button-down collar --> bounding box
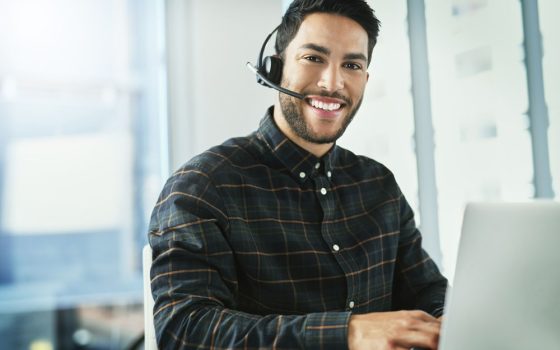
[257,107,337,183]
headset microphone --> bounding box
[245,63,305,100]
[246,26,306,100]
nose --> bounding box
[317,64,344,93]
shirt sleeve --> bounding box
[148,165,352,349]
[391,186,448,317]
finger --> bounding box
[410,318,442,333]
[407,310,439,323]
[391,322,441,349]
[391,335,439,350]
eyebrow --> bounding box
[299,43,368,62]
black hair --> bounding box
[275,0,381,66]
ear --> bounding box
[366,72,370,82]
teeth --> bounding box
[310,99,341,111]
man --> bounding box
[149,0,447,349]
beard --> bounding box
[279,85,364,145]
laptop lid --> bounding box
[439,201,560,350]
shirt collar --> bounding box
[257,106,338,184]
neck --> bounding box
[273,102,333,158]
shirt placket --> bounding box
[313,161,356,312]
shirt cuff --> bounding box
[431,305,445,318]
[303,311,352,350]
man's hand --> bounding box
[348,310,441,350]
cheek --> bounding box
[286,66,319,88]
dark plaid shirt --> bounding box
[148,107,447,349]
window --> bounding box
[539,0,560,197]
[425,0,535,279]
[0,0,167,348]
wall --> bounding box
[165,0,282,171]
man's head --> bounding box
[275,0,380,66]
[272,0,380,154]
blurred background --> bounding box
[0,0,557,349]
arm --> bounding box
[391,192,448,317]
[148,166,351,349]
[346,181,447,350]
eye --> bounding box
[303,55,323,63]
[343,62,363,71]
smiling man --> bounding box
[148,0,448,349]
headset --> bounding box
[246,26,306,100]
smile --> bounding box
[306,96,346,112]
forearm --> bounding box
[149,229,351,349]
[153,301,351,349]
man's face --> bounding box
[278,12,369,145]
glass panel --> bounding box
[425,0,533,279]
[339,0,420,218]
[539,0,560,198]
[0,0,166,348]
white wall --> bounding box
[165,0,282,171]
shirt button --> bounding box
[327,171,332,178]
[332,244,340,252]
[349,301,355,309]
[320,188,327,195]
[315,162,321,169]
[299,172,306,179]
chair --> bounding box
[143,244,158,350]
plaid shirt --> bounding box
[148,107,447,349]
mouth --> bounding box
[304,96,347,115]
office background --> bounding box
[0,0,558,348]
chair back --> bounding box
[143,244,158,350]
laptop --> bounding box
[439,201,560,350]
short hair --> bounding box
[275,0,381,66]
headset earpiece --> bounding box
[246,26,305,100]
[259,56,283,86]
